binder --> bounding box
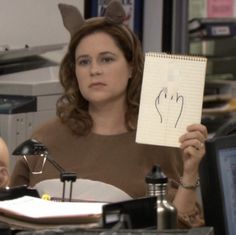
[189,17,236,38]
[0,196,105,225]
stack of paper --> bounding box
[0,196,106,224]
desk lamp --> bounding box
[12,139,77,202]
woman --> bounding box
[10,0,207,228]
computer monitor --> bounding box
[200,134,236,235]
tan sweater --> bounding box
[10,118,203,227]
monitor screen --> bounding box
[218,147,236,235]
[200,134,236,235]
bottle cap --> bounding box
[145,165,168,184]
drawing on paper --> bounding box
[155,87,184,128]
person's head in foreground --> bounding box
[0,138,9,187]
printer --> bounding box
[0,65,63,172]
[0,0,84,172]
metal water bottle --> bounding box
[145,165,177,230]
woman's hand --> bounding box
[172,124,207,226]
[179,123,208,179]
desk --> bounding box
[12,227,214,235]
[0,214,98,231]
[0,212,215,235]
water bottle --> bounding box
[145,165,177,230]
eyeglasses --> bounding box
[23,154,47,175]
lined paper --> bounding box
[136,53,207,148]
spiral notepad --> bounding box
[136,53,207,148]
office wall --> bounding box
[142,0,163,53]
[0,0,84,49]
[143,0,189,54]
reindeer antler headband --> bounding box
[58,0,132,40]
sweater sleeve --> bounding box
[167,179,204,228]
[177,203,204,228]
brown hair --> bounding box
[57,19,144,136]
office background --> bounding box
[0,0,236,174]
[0,0,236,168]
[0,1,236,235]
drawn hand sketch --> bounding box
[136,53,207,147]
[155,87,184,128]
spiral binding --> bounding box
[146,52,207,62]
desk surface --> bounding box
[0,215,214,235]
[0,214,98,231]
[11,227,214,235]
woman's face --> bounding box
[75,32,132,107]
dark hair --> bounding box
[57,18,144,136]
